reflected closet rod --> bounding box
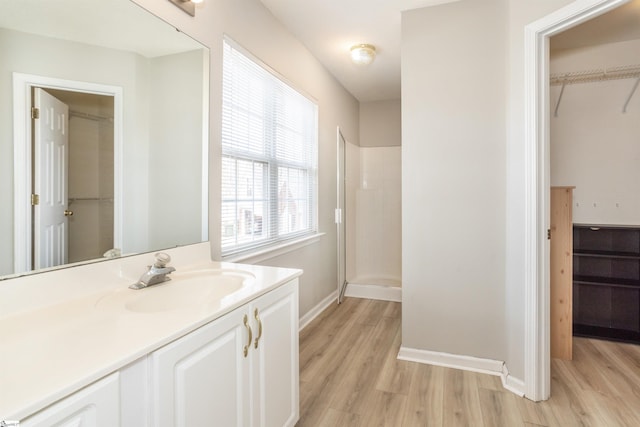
[69,110,113,122]
[551,64,640,115]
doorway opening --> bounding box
[336,126,402,304]
[43,88,115,265]
[524,0,632,401]
[13,73,123,274]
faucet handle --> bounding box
[154,252,171,268]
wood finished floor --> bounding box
[297,297,640,426]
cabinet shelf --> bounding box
[573,274,640,289]
[573,225,640,344]
[574,249,640,259]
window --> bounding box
[221,39,318,256]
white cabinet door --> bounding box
[250,279,299,427]
[150,278,299,427]
[20,373,120,427]
[150,307,251,427]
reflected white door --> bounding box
[337,129,347,303]
[34,88,69,269]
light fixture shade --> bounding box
[350,44,376,65]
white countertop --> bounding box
[0,243,302,421]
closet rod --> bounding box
[68,197,114,203]
[69,110,113,122]
[550,64,640,86]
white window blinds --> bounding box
[221,39,318,256]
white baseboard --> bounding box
[344,283,402,302]
[299,290,337,331]
[398,346,525,397]
[501,364,526,397]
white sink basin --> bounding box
[95,269,254,314]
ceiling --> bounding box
[261,0,640,103]
[259,0,459,102]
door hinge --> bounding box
[547,229,551,240]
[31,194,39,206]
[31,107,39,119]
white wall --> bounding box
[550,39,640,225]
[354,147,402,283]
[401,0,507,360]
[346,140,360,283]
[360,99,401,147]
[131,0,360,318]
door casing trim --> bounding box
[523,0,630,401]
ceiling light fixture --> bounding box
[169,0,201,17]
[350,44,376,65]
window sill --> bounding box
[222,232,325,265]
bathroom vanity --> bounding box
[0,243,301,426]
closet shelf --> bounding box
[552,65,640,115]
[573,225,640,344]
[550,64,640,85]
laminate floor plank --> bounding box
[328,315,401,415]
[315,408,361,427]
[297,298,640,427]
[359,299,393,326]
[299,298,371,383]
[359,390,408,427]
[375,328,417,396]
[477,388,526,427]
[298,322,376,426]
[442,369,485,427]
[403,362,445,426]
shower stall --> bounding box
[337,128,402,302]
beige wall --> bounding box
[132,0,360,318]
[402,0,508,361]
[360,99,401,147]
[148,50,206,249]
[402,0,578,382]
[550,39,640,225]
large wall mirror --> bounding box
[0,0,209,279]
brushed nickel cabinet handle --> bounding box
[243,314,252,358]
[254,308,263,349]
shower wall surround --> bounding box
[353,146,402,285]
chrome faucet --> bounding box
[129,252,176,290]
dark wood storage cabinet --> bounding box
[573,225,640,343]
